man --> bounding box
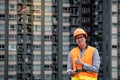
[67,28,100,80]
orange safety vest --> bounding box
[70,46,98,80]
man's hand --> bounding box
[70,70,79,76]
[74,59,84,65]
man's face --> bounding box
[75,34,86,48]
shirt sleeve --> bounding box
[67,52,72,74]
[83,48,100,72]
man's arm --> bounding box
[67,52,72,74]
[67,52,79,76]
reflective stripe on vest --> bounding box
[71,77,79,80]
[72,76,97,80]
[70,46,98,80]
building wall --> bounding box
[111,0,118,80]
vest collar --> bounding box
[78,45,88,51]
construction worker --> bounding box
[67,28,100,80]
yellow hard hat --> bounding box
[73,28,88,38]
